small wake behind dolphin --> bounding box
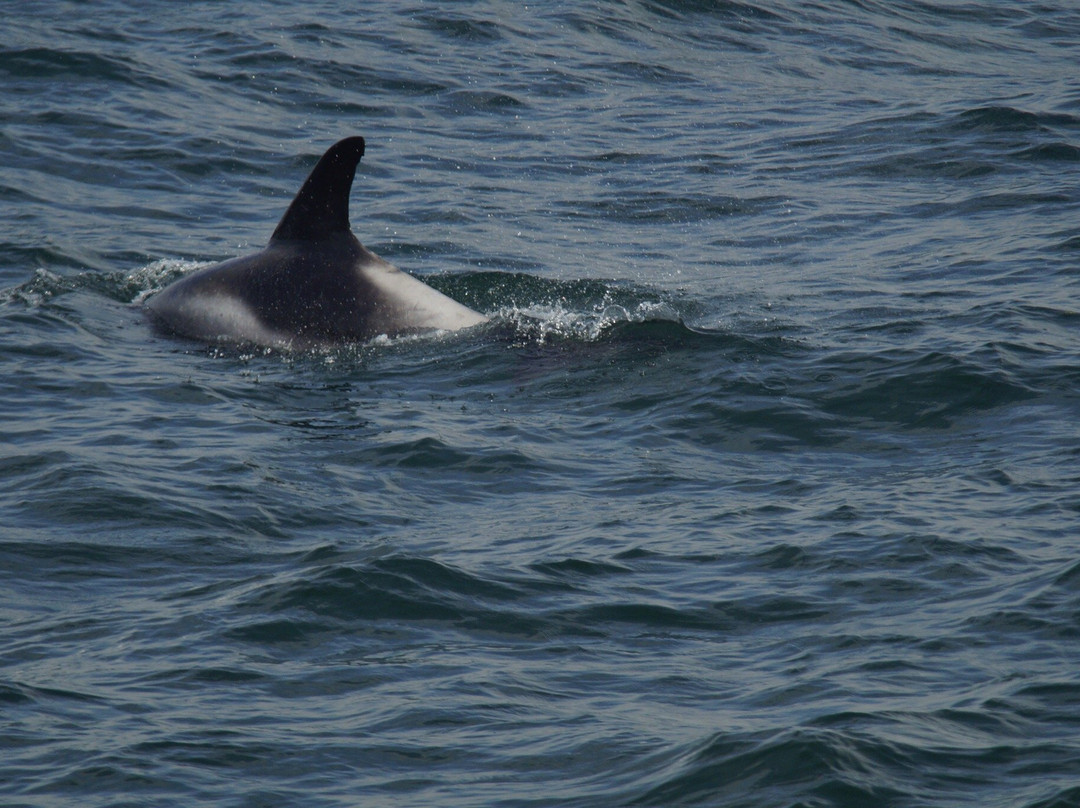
[145,137,489,350]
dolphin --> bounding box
[146,136,488,349]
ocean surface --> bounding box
[3,2,1080,806]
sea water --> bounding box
[2,2,1080,806]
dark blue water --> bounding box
[3,2,1080,806]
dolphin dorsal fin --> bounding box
[270,136,366,242]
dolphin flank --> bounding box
[146,136,488,348]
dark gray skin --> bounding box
[146,136,488,349]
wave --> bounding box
[813,350,1035,428]
[4,263,1061,426]
[224,553,831,656]
[7,263,711,350]
[950,106,1080,135]
[629,701,1080,808]
[631,726,903,807]
[0,46,170,90]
